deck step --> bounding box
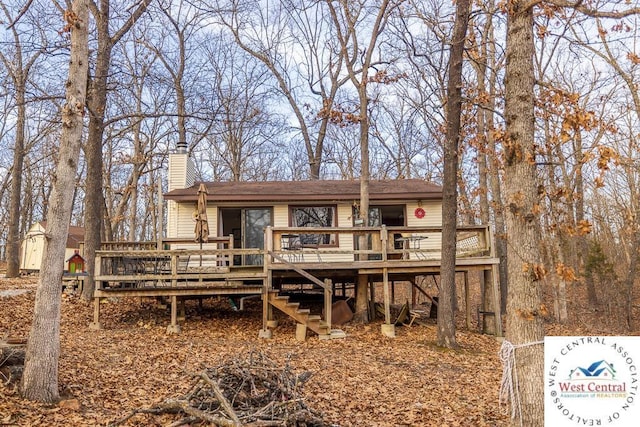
[319,329,347,340]
[266,291,335,337]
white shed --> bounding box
[20,222,85,272]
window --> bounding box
[291,206,337,246]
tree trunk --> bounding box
[82,5,112,300]
[354,84,371,323]
[21,0,89,403]
[81,0,150,299]
[2,12,44,278]
[574,135,597,304]
[481,1,508,313]
[503,3,545,425]
[437,0,470,349]
[5,85,26,278]
[325,0,393,323]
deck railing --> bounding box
[94,225,495,289]
[267,225,494,263]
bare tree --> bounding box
[101,30,167,241]
[0,1,49,277]
[326,0,396,323]
[389,1,456,184]
[467,0,507,320]
[81,0,151,300]
[212,0,351,179]
[21,0,89,402]
[437,0,470,349]
[199,34,289,181]
[369,99,431,179]
[501,1,546,424]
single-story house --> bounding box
[90,151,502,338]
[163,152,443,263]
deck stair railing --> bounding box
[267,250,333,333]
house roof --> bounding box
[39,221,85,249]
[164,179,442,203]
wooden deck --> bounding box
[90,226,502,338]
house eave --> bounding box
[164,179,443,204]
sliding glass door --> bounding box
[243,208,272,266]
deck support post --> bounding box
[411,279,417,306]
[178,299,186,322]
[381,267,395,338]
[295,323,307,342]
[391,281,395,304]
[166,295,181,334]
[490,265,503,336]
[368,280,375,319]
[89,297,102,330]
[324,278,332,333]
[260,279,273,338]
[464,271,471,330]
[260,227,274,339]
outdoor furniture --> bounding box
[405,309,426,327]
[281,234,302,262]
[395,234,428,259]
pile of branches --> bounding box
[112,351,327,427]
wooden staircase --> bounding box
[267,291,345,339]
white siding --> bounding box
[167,200,178,238]
[168,153,195,191]
[169,202,218,239]
[336,204,353,227]
[185,156,195,187]
[273,204,289,227]
[406,200,442,227]
[20,223,46,270]
[336,203,354,252]
[405,200,442,257]
[167,153,196,239]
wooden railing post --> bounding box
[264,227,273,285]
[261,227,274,337]
[486,225,495,257]
[380,226,388,262]
[171,252,178,288]
[94,254,102,288]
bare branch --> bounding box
[6,0,34,29]
[545,0,640,18]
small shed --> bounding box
[20,222,85,272]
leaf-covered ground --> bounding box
[4,274,620,426]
